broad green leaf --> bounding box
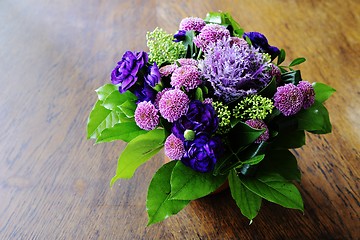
[96,122,146,143]
[118,100,137,118]
[258,76,276,98]
[281,70,302,85]
[240,173,304,211]
[87,100,120,139]
[204,12,223,24]
[270,130,305,149]
[227,122,265,150]
[95,84,118,101]
[102,90,137,110]
[312,82,336,103]
[289,57,306,67]
[170,161,228,200]
[147,161,190,226]
[277,49,286,65]
[110,129,165,184]
[257,149,301,181]
[229,170,262,221]
[296,101,332,134]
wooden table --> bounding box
[1,0,359,239]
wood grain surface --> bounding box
[1,0,359,239]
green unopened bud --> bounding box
[184,129,195,141]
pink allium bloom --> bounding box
[271,64,282,84]
[158,89,190,122]
[164,133,185,160]
[274,83,304,116]
[154,88,171,109]
[171,65,202,91]
[230,37,248,48]
[176,58,198,67]
[194,24,231,51]
[134,101,159,130]
[245,119,270,143]
[179,17,206,32]
[159,64,177,77]
[297,81,315,109]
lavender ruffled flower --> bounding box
[134,101,159,130]
[243,32,280,59]
[182,133,222,173]
[245,119,269,143]
[164,134,185,160]
[158,89,190,122]
[171,65,201,91]
[194,24,230,51]
[133,83,157,104]
[172,100,218,141]
[173,30,187,42]
[274,83,304,116]
[111,51,148,93]
[145,63,160,87]
[200,38,273,103]
[297,81,315,109]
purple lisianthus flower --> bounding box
[111,51,148,93]
[133,83,157,104]
[173,30,187,42]
[145,63,160,87]
[274,83,304,116]
[182,133,222,173]
[172,100,218,141]
[243,32,280,60]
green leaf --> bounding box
[258,76,277,98]
[296,101,332,134]
[102,90,137,110]
[118,100,137,118]
[312,82,336,103]
[229,170,262,221]
[96,122,146,143]
[227,122,265,150]
[204,12,223,24]
[87,100,120,139]
[110,129,165,184]
[281,70,302,85]
[170,161,228,200]
[270,130,305,149]
[195,87,203,101]
[242,154,265,166]
[277,49,286,65]
[289,57,306,67]
[240,173,304,211]
[95,84,118,101]
[147,161,190,226]
[257,149,301,181]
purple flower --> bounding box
[172,100,218,141]
[158,89,190,122]
[176,58,198,67]
[145,63,160,87]
[171,65,202,91]
[111,51,148,93]
[133,83,157,104]
[243,32,280,59]
[200,38,273,103]
[274,83,304,116]
[134,101,159,130]
[159,64,177,77]
[297,81,315,109]
[173,30,187,42]
[179,17,206,32]
[182,133,222,173]
[194,24,230,51]
[245,119,269,143]
[164,134,185,160]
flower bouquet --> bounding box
[87,12,335,225]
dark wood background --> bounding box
[1,0,359,239]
